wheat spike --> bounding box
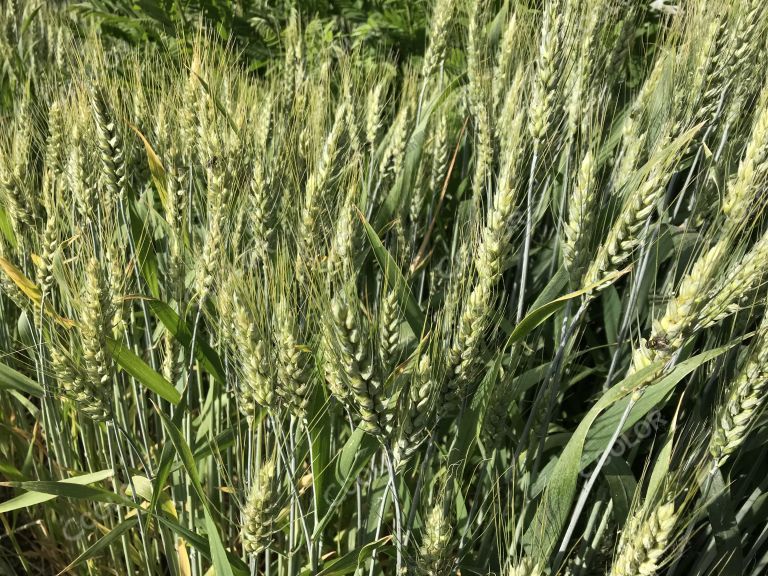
[80,256,114,396]
[195,154,229,302]
[51,345,111,421]
[91,87,127,202]
[328,291,393,437]
[610,501,677,576]
[378,285,400,372]
[274,304,314,418]
[393,354,435,468]
[507,558,542,576]
[528,0,563,147]
[421,0,455,81]
[562,148,597,286]
[418,498,455,576]
[231,295,276,413]
[698,230,768,330]
[242,459,282,554]
[710,316,768,466]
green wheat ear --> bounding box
[5,2,768,575]
[242,459,282,554]
[710,314,768,466]
[507,558,543,576]
[610,501,678,576]
[417,493,456,576]
[274,302,314,418]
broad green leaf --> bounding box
[645,398,681,503]
[313,537,392,576]
[148,299,226,383]
[128,201,160,298]
[358,208,424,335]
[706,468,744,576]
[129,123,168,208]
[205,508,234,576]
[126,475,176,517]
[157,409,236,576]
[309,409,332,523]
[0,360,42,397]
[528,342,735,562]
[602,286,621,348]
[156,514,250,576]
[529,266,569,311]
[151,442,177,516]
[525,361,662,563]
[157,407,204,500]
[449,345,506,476]
[150,396,188,516]
[582,343,739,467]
[364,475,391,541]
[509,363,551,398]
[337,427,379,482]
[107,338,180,404]
[0,463,22,481]
[0,207,15,247]
[603,457,636,527]
[315,428,378,539]
[0,480,134,508]
[192,415,248,461]
[506,267,629,348]
[0,469,113,513]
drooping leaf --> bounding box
[358,208,424,335]
[148,299,226,383]
[0,480,134,508]
[107,338,181,404]
[129,123,168,208]
[526,341,732,562]
[156,408,236,576]
[0,469,114,513]
[313,536,392,576]
[506,266,630,348]
[706,468,744,576]
[0,257,75,328]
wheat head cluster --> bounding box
[1,0,768,575]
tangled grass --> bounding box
[1,0,768,575]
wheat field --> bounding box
[1,0,768,575]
